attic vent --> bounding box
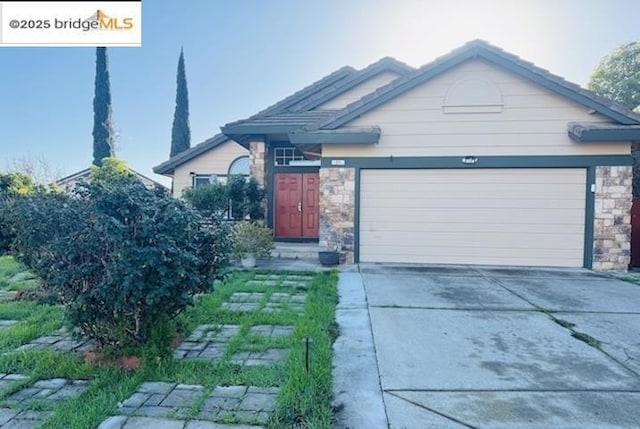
[443,78,503,114]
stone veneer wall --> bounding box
[249,141,266,187]
[249,140,267,220]
[319,168,355,264]
[593,165,632,271]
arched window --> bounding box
[228,156,250,175]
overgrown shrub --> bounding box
[9,162,230,348]
[183,175,265,221]
[0,172,35,254]
[182,181,228,218]
[245,177,265,220]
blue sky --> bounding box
[1,0,639,186]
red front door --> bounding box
[275,173,319,238]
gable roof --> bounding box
[153,133,229,175]
[154,66,356,175]
[287,57,414,112]
[221,57,415,143]
[312,39,640,131]
[246,66,356,119]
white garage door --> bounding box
[359,168,586,267]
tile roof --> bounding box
[313,39,640,131]
[155,57,411,174]
[288,57,414,112]
[153,66,356,175]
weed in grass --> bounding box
[553,318,576,329]
[571,332,601,348]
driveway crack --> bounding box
[478,271,640,379]
[385,390,478,428]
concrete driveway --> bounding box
[334,265,640,429]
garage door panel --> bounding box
[360,230,584,246]
[361,197,585,210]
[361,208,584,224]
[361,182,585,194]
[362,250,581,267]
[360,223,584,235]
[359,168,586,267]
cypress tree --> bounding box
[170,48,191,157]
[92,47,115,166]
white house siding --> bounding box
[173,140,248,197]
[316,71,401,110]
[322,59,630,158]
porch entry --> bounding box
[274,173,319,238]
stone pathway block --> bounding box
[248,325,294,338]
[227,293,264,303]
[258,292,307,315]
[119,382,204,419]
[0,373,27,391]
[186,325,240,342]
[253,274,281,281]
[221,294,264,312]
[0,320,17,328]
[15,329,94,353]
[231,349,289,366]
[196,385,279,424]
[0,408,53,428]
[175,324,240,360]
[245,280,279,287]
[5,378,88,404]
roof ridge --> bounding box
[289,56,415,113]
[247,65,356,119]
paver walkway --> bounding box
[230,349,289,366]
[0,290,16,302]
[247,325,294,338]
[0,320,17,328]
[100,383,279,428]
[0,375,88,428]
[15,328,94,353]
[0,373,27,391]
[220,292,307,315]
[174,325,241,360]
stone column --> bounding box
[249,140,266,187]
[319,167,355,264]
[593,165,632,271]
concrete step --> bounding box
[273,242,319,260]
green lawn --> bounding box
[0,256,338,428]
[0,255,40,292]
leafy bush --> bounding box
[231,221,274,259]
[8,163,230,348]
[245,177,265,220]
[183,175,265,221]
[0,172,36,254]
[182,182,228,218]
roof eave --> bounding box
[568,125,640,142]
[289,128,381,145]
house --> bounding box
[155,40,640,271]
[55,168,167,191]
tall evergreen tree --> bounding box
[170,48,191,157]
[92,47,115,166]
